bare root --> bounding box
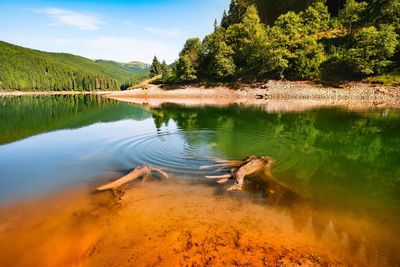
[203,156,275,190]
[97,165,169,192]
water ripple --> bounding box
[101,127,309,177]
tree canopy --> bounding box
[157,0,399,84]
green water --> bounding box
[0,95,399,264]
[152,104,400,221]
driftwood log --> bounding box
[97,165,169,192]
[201,156,274,190]
[201,156,298,203]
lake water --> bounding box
[0,95,399,265]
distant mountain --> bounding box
[0,41,149,91]
[125,61,150,70]
[95,60,150,79]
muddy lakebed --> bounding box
[0,95,399,266]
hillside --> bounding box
[0,41,149,91]
[159,0,399,85]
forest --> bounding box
[152,0,400,85]
[0,41,149,91]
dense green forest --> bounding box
[155,0,399,85]
[0,41,149,91]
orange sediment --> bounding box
[0,179,397,266]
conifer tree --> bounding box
[221,10,229,28]
[160,60,170,82]
[149,56,162,78]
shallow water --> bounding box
[0,95,400,265]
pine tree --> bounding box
[214,19,218,31]
[160,60,170,82]
[149,56,162,78]
[225,0,250,26]
[228,0,238,24]
[221,10,229,28]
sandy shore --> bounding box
[106,81,400,111]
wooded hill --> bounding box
[0,41,149,91]
[155,0,399,85]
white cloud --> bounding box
[36,7,102,31]
[143,27,182,37]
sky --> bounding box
[0,0,229,64]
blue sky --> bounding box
[0,0,229,63]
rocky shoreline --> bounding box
[1,81,399,111]
[106,80,400,111]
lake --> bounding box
[0,95,399,266]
